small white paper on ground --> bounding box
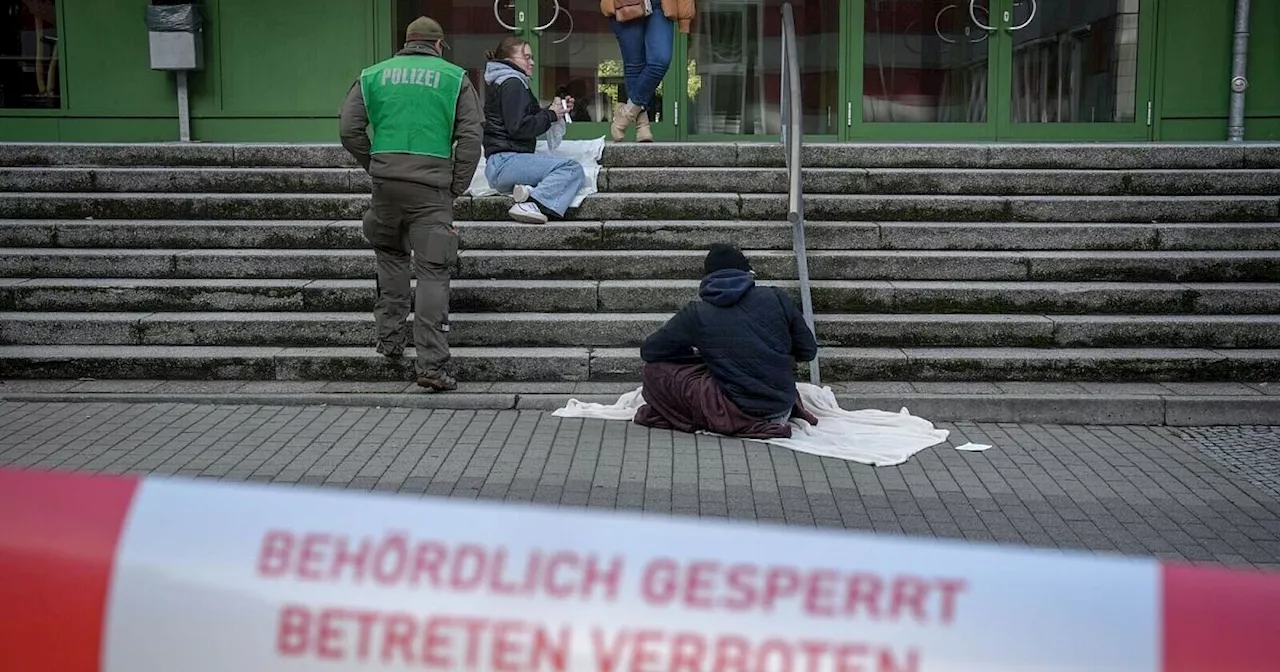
[466,137,604,208]
[553,383,994,467]
[954,442,993,452]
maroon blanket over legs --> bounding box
[633,362,818,439]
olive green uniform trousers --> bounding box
[363,178,459,378]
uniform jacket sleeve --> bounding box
[451,76,484,196]
[338,81,372,171]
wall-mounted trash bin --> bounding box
[146,2,205,141]
[146,3,204,71]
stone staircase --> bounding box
[1,142,1279,386]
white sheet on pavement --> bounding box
[465,137,605,209]
[553,383,988,467]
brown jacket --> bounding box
[600,0,695,33]
[338,42,484,196]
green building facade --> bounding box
[2,0,1277,144]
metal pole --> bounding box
[1228,0,1251,142]
[781,4,819,386]
[176,70,192,142]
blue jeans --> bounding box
[609,10,674,109]
[485,152,586,217]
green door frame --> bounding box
[846,0,1158,142]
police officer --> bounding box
[339,17,483,392]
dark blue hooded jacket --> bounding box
[640,269,819,419]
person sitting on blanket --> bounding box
[481,36,585,225]
[636,243,820,439]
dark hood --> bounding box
[699,268,755,307]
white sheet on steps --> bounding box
[552,383,989,467]
[464,137,605,209]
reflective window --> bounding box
[1010,0,1141,123]
[688,0,841,135]
[535,0,645,124]
[1,0,61,109]
[862,0,992,123]
[393,0,513,101]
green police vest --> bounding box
[359,55,464,159]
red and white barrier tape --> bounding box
[1,466,1278,672]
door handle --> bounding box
[493,0,518,31]
[551,9,575,44]
[937,4,990,44]
[1009,0,1037,30]
[969,0,996,32]
[533,0,562,32]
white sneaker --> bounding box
[508,202,547,224]
[512,184,533,203]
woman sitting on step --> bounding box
[482,36,586,225]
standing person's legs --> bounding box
[487,152,586,219]
[632,11,673,109]
[610,11,674,141]
[633,11,674,142]
[609,17,645,141]
[397,182,460,390]
[365,181,412,357]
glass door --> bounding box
[681,0,843,141]
[849,0,1000,140]
[847,0,1155,141]
[393,0,514,104]
[528,0,680,140]
[994,0,1154,140]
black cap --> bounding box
[704,243,753,275]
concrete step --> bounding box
[0,167,368,194]
[5,312,1279,349]
[5,166,1280,197]
[601,167,1280,196]
[596,347,1280,382]
[5,220,1278,251]
[463,250,1280,282]
[0,345,587,382]
[0,143,354,168]
[6,278,1278,315]
[8,142,1278,169]
[2,344,1277,382]
[0,278,598,313]
[4,248,1277,282]
[2,192,1278,223]
[602,142,1280,170]
[5,379,1278,425]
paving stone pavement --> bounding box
[1174,426,1280,502]
[3,401,1279,570]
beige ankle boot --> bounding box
[611,102,641,142]
[635,110,654,142]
